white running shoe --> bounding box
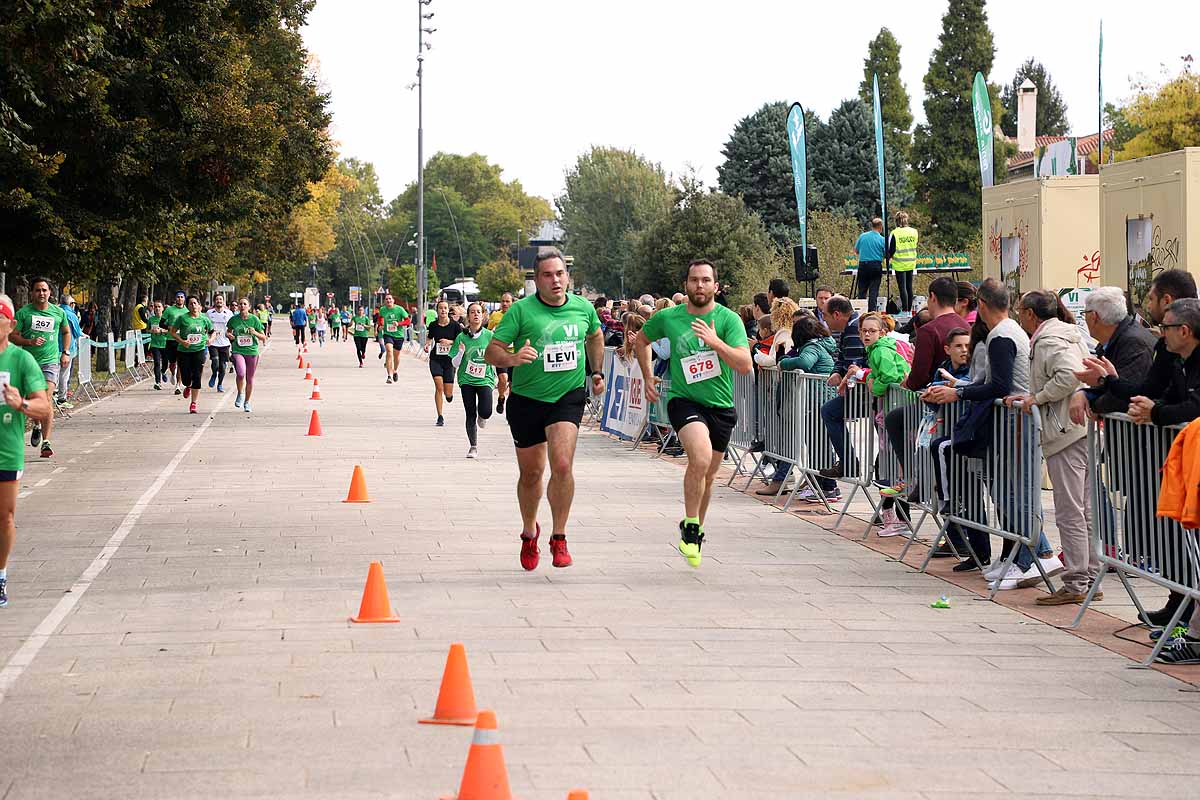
[989,564,1026,591]
[466,446,478,459]
[477,415,487,429]
[1039,556,1065,579]
[982,561,1008,582]
[876,507,907,537]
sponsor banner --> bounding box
[600,352,649,441]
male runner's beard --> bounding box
[687,289,712,307]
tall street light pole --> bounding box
[415,0,435,343]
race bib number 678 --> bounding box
[681,351,719,384]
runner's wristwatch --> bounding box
[589,371,604,380]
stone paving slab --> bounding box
[0,339,1197,798]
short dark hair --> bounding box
[815,285,834,297]
[1166,298,1200,340]
[977,277,1009,311]
[956,281,978,311]
[686,259,717,281]
[593,295,608,308]
[791,315,829,346]
[928,276,958,308]
[534,247,566,269]
[768,278,789,298]
[1152,269,1198,302]
[1021,290,1077,326]
[30,277,51,291]
[945,327,971,343]
[825,296,854,317]
[752,292,770,314]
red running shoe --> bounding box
[549,535,572,568]
[183,387,191,399]
[519,523,540,571]
[189,401,197,414]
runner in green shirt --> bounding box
[146,300,169,390]
[0,292,53,608]
[349,307,372,368]
[484,248,605,571]
[169,295,215,415]
[379,295,410,384]
[161,291,188,392]
[328,307,342,342]
[452,302,497,458]
[255,305,271,338]
[635,259,751,567]
[10,277,70,458]
[227,298,267,412]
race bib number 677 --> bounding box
[681,351,719,384]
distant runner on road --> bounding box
[452,302,497,458]
[636,259,751,567]
[424,300,463,426]
[486,248,604,571]
[488,292,515,414]
[227,298,267,412]
[0,292,52,608]
[169,295,215,415]
[350,306,372,368]
[379,294,409,384]
[11,277,70,458]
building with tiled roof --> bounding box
[1005,129,1115,180]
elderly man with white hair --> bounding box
[1069,286,1157,424]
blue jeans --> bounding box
[820,394,868,472]
[988,413,1052,570]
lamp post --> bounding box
[413,0,435,345]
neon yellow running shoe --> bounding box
[678,520,703,568]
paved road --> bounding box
[1,338,1197,799]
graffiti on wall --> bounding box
[988,219,1002,260]
[1151,225,1181,271]
[1077,250,1101,285]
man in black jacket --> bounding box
[1070,286,1156,422]
[1076,270,1199,630]
[816,297,865,485]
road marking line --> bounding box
[52,467,66,475]
[67,458,78,464]
[0,390,234,704]
[33,478,50,488]
[16,491,31,499]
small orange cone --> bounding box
[344,464,369,503]
[567,792,589,800]
[305,361,311,369]
[306,410,323,437]
[309,378,321,400]
[349,561,399,623]
[303,366,312,380]
[419,643,478,726]
[297,354,304,368]
[441,710,512,800]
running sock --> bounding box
[684,516,700,528]
[0,568,6,580]
[550,533,566,540]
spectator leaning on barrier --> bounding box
[753,298,799,369]
[1070,286,1157,422]
[816,296,865,484]
[1075,269,1199,629]
[779,317,836,374]
[1007,291,1097,605]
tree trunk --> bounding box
[93,276,116,373]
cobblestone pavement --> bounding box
[1,339,1197,799]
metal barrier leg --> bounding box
[1067,562,1109,630]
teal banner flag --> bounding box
[971,72,994,188]
[872,73,887,225]
[1098,20,1104,165]
[786,102,808,259]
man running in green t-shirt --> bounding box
[379,294,410,384]
[11,277,70,458]
[486,248,604,571]
[636,260,751,567]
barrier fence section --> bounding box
[723,368,759,484]
[1071,414,1200,666]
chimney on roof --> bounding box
[1017,78,1038,154]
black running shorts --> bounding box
[505,387,586,449]
[667,397,737,453]
[428,356,455,383]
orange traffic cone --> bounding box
[303,343,308,353]
[297,354,304,368]
[567,793,589,800]
[441,710,512,800]
[309,378,321,400]
[349,561,399,623]
[344,464,369,503]
[305,361,311,369]
[303,366,312,380]
[419,643,478,726]
[306,410,323,437]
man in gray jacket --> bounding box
[1007,291,1097,604]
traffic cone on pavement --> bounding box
[349,561,399,623]
[297,353,304,368]
[441,710,513,800]
[309,378,321,400]
[419,643,478,726]
[567,792,589,800]
[303,366,312,380]
[306,410,323,437]
[344,464,369,503]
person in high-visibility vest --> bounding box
[887,211,919,313]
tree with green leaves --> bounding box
[808,99,914,227]
[556,146,673,297]
[717,102,827,244]
[859,28,913,164]
[999,58,1070,138]
[1111,70,1200,160]
[630,176,785,303]
[475,260,524,301]
[387,264,418,305]
[910,0,1005,247]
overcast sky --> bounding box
[301,0,1198,205]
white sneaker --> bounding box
[982,561,1008,582]
[1039,556,1065,579]
[989,564,1026,590]
[876,508,907,537]
[1017,562,1052,589]
[466,446,478,459]
[477,415,487,430]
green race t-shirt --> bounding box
[328,313,341,328]
[146,314,167,349]
[380,306,409,336]
[492,293,601,403]
[227,313,264,356]
[161,304,188,340]
[453,328,497,388]
[351,315,371,338]
[173,313,213,353]
[256,309,270,326]
[640,303,748,408]
[0,344,47,471]
[14,303,66,366]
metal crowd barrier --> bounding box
[724,368,760,484]
[640,377,675,458]
[886,386,952,564]
[1070,414,1200,666]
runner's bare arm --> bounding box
[8,330,37,347]
[60,325,72,362]
[7,387,51,426]
[632,331,659,402]
[691,320,752,375]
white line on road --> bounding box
[67,458,78,464]
[0,391,234,704]
[16,491,30,499]
[52,467,66,475]
[33,478,50,488]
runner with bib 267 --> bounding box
[635,259,751,567]
[486,248,605,571]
